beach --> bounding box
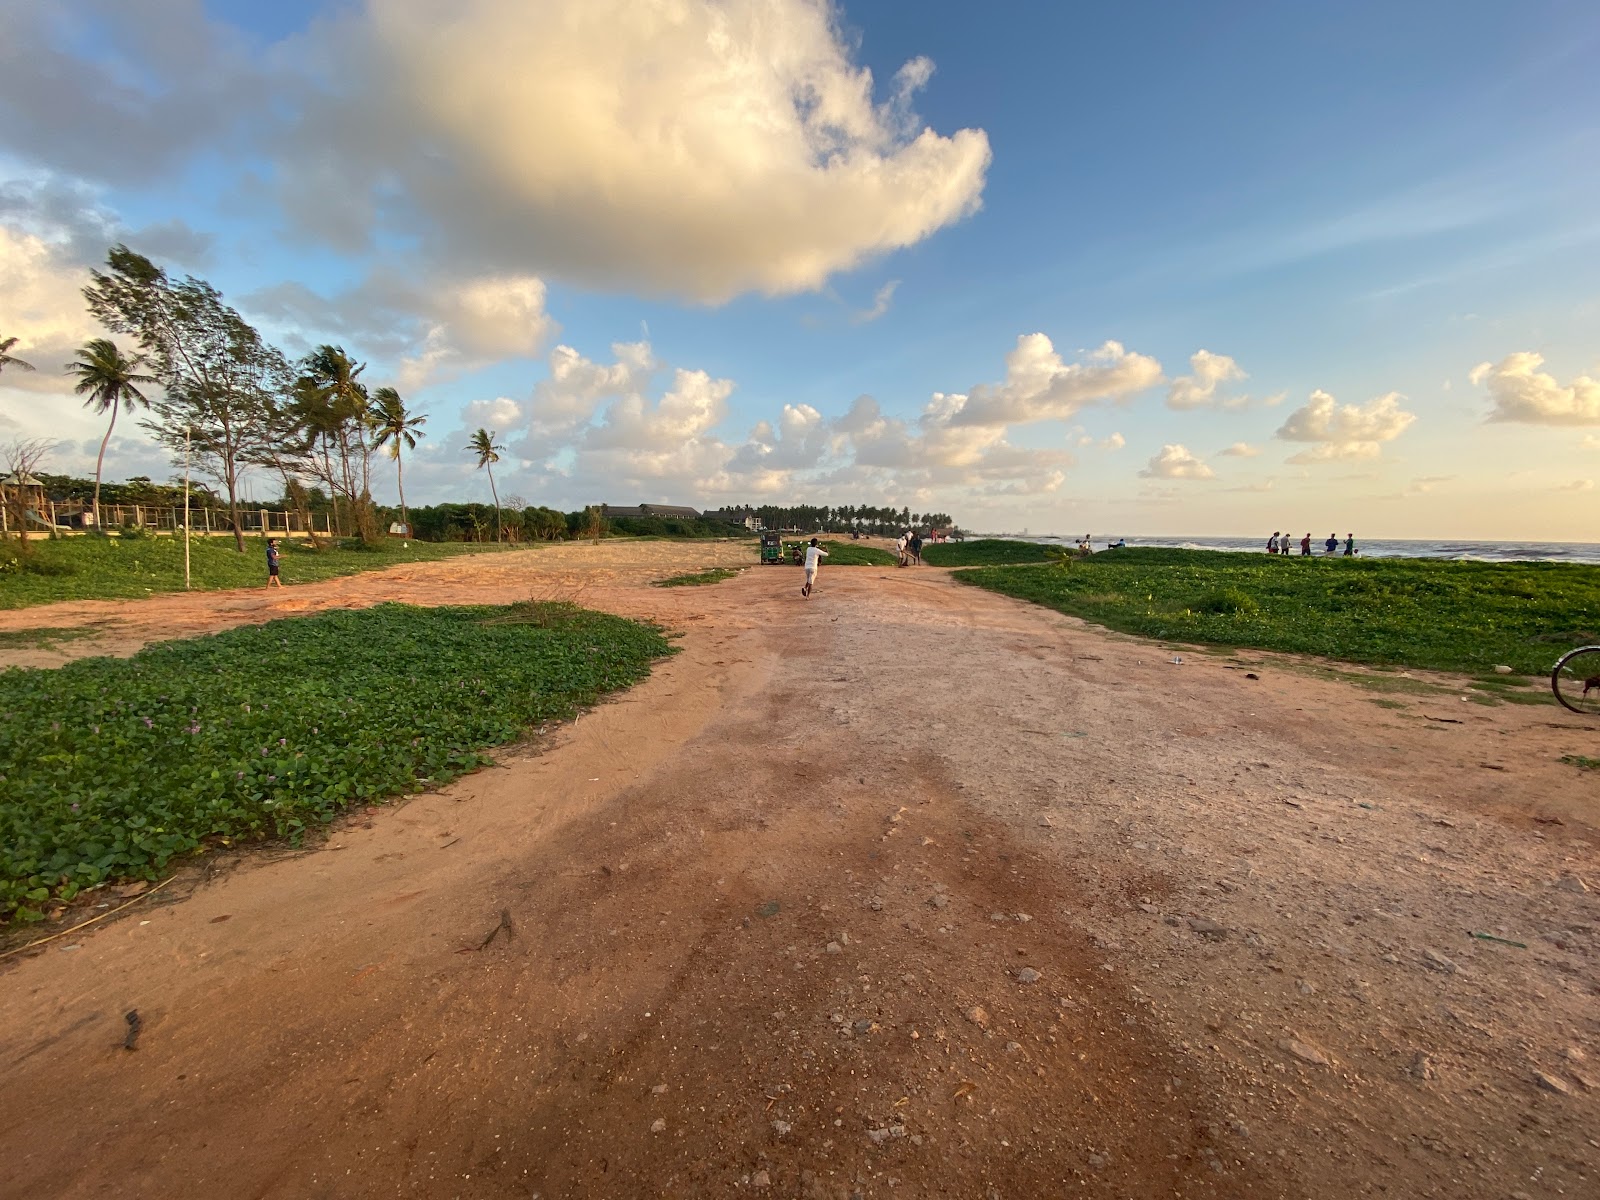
[0,540,1595,1198]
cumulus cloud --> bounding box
[247,269,557,389]
[1274,389,1416,462]
[1471,352,1600,426]
[267,0,990,302]
[1219,441,1260,457]
[944,336,1163,427]
[1166,350,1246,410]
[1139,444,1214,480]
[1102,432,1126,450]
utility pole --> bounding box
[184,425,192,590]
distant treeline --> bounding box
[718,503,957,534]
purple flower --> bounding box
[142,716,154,729]
[70,803,79,812]
[266,774,277,783]
[278,738,287,747]
[187,722,201,735]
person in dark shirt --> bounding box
[1324,533,1338,555]
[266,538,283,588]
[1344,533,1356,557]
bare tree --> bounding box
[1,438,57,548]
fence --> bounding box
[1,500,335,538]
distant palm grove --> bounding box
[2,245,959,548]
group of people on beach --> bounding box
[1267,532,1356,556]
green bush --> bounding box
[0,602,673,920]
[921,539,1055,567]
[954,551,1600,677]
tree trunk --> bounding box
[396,451,407,535]
[487,463,501,542]
[93,402,118,531]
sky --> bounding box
[2,0,1599,540]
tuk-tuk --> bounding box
[760,530,784,564]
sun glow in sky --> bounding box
[2,0,1598,539]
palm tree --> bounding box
[371,387,426,535]
[0,335,35,376]
[66,338,157,529]
[466,427,505,542]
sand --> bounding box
[0,540,1595,1198]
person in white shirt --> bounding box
[802,538,828,597]
[895,531,909,567]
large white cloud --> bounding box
[943,335,1163,427]
[1274,389,1416,462]
[1166,350,1246,410]
[1471,352,1600,426]
[269,0,991,302]
[1139,444,1214,480]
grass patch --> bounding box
[0,626,99,650]
[0,601,673,921]
[952,547,1600,677]
[921,539,1056,567]
[816,540,898,566]
[0,535,515,610]
[653,567,741,587]
[1369,698,1409,710]
[1560,754,1600,771]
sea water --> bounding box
[982,533,1600,566]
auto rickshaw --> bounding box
[760,530,784,564]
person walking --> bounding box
[909,530,923,565]
[1267,531,1280,555]
[265,538,283,588]
[1344,533,1356,557]
[896,530,909,567]
[801,537,828,597]
[1300,533,1311,556]
[1325,533,1338,555]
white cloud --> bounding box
[1275,389,1416,462]
[1471,352,1600,426]
[851,280,900,325]
[461,397,527,433]
[248,269,557,389]
[1219,441,1260,458]
[0,224,101,394]
[1166,350,1246,410]
[1557,479,1594,492]
[1102,431,1126,450]
[1139,444,1214,480]
[272,0,990,302]
[945,336,1163,427]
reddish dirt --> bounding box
[1,543,1596,1199]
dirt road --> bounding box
[1,544,1596,1198]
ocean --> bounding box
[979,533,1600,566]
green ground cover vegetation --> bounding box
[0,535,512,610]
[953,547,1599,678]
[815,540,898,566]
[653,567,742,587]
[0,601,673,920]
[921,538,1056,567]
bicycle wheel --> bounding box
[1551,646,1600,716]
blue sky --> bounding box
[3,0,1598,538]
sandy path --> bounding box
[1,549,1595,1198]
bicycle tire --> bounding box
[1551,646,1600,716]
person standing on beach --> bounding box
[1300,533,1312,556]
[1267,531,1280,555]
[1325,533,1338,555]
[265,538,283,588]
[801,538,828,597]
[1344,533,1356,557]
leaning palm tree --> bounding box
[0,335,35,376]
[66,338,157,529]
[466,427,505,542]
[371,387,427,535]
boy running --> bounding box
[801,538,828,597]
